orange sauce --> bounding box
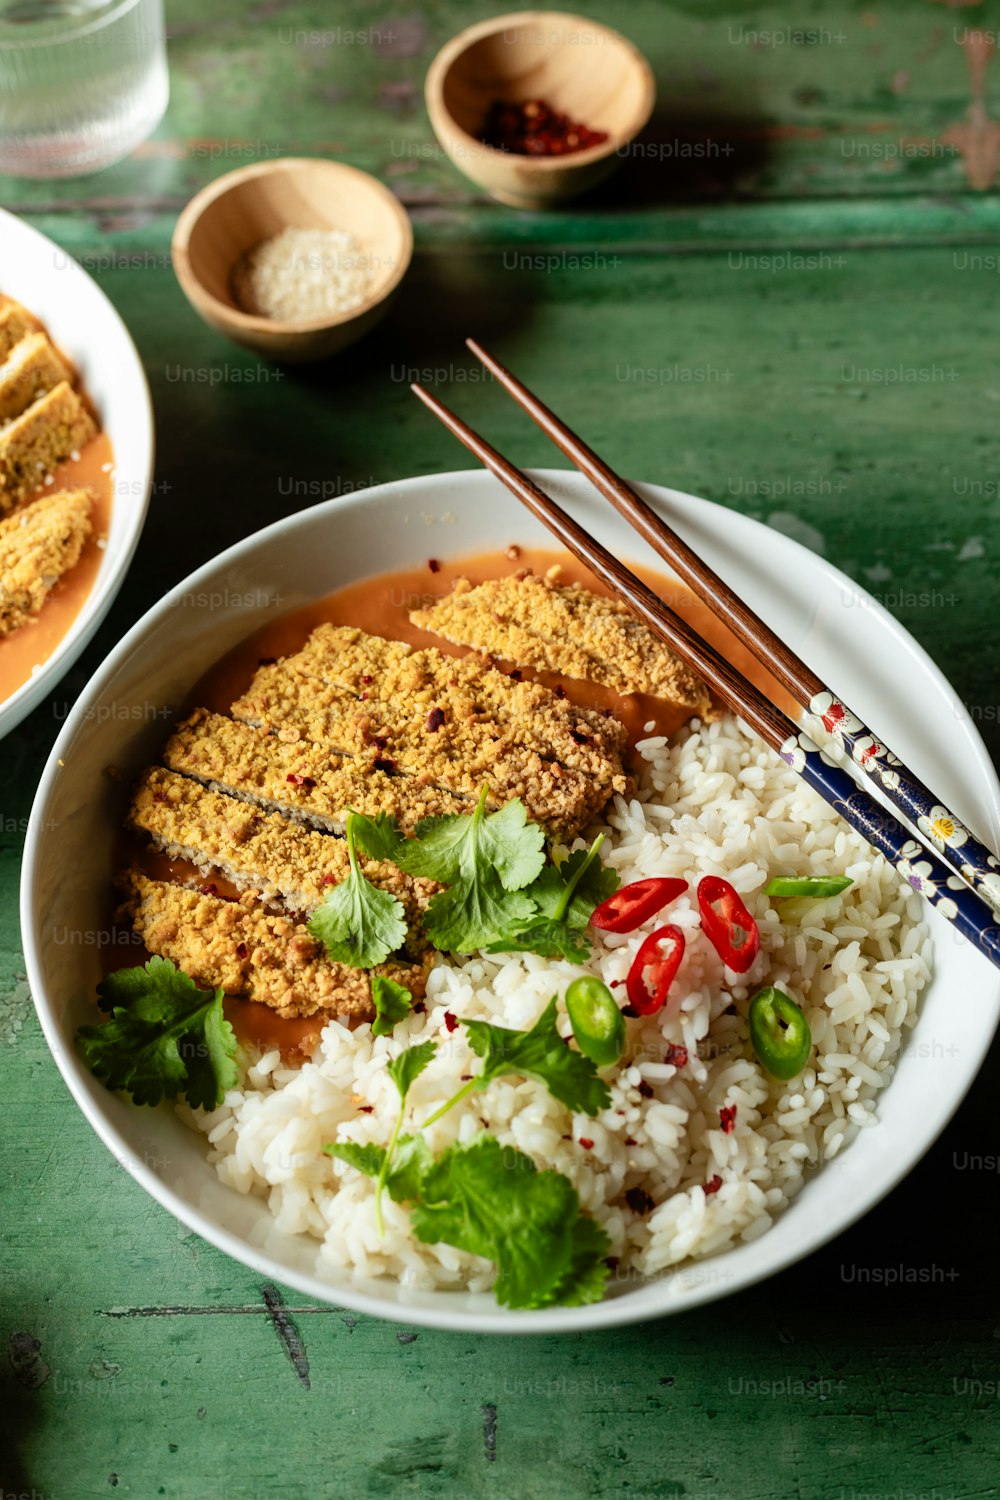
[113,545,798,1061]
[0,289,115,704]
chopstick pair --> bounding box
[410,345,1000,973]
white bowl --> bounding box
[0,207,154,737]
[21,469,1000,1333]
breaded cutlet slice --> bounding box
[128,767,437,946]
[274,623,628,763]
[117,869,427,1021]
[0,487,92,638]
[0,381,97,512]
[230,665,626,836]
[411,573,713,713]
[0,303,35,363]
[233,643,628,787]
[163,708,472,836]
[0,333,72,425]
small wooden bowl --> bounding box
[425,11,655,210]
[171,158,413,363]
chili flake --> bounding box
[428,558,441,573]
[637,1081,654,1099]
[625,1186,655,1215]
[578,1137,594,1150]
[719,1104,738,1135]
[664,1044,688,1069]
[426,707,446,732]
[236,942,248,959]
[444,1011,459,1033]
[478,97,609,157]
[286,773,315,788]
[373,757,396,772]
[703,1175,723,1197]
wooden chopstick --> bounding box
[465,338,1000,924]
[410,378,1000,972]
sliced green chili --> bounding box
[565,977,626,1069]
[764,876,853,899]
[748,986,812,1080]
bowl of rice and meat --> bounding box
[21,470,1000,1332]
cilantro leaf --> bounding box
[383,1133,434,1202]
[387,1040,437,1104]
[398,788,546,951]
[371,976,413,1037]
[486,837,620,963]
[308,811,407,967]
[408,1136,608,1310]
[463,997,611,1117]
[325,1141,386,1176]
[78,956,238,1111]
[485,918,593,963]
[420,876,536,954]
[527,839,620,928]
[401,787,545,892]
[548,1216,612,1307]
[351,811,404,863]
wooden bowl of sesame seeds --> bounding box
[171,158,413,363]
[426,11,655,210]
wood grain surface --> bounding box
[2,2,999,1498]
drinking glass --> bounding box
[0,0,168,178]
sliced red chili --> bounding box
[590,877,687,934]
[696,875,760,974]
[625,924,686,1016]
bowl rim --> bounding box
[171,157,415,336]
[0,207,154,739]
[425,8,657,172]
[20,468,1000,1333]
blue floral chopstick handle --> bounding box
[800,692,1000,922]
[781,728,1000,969]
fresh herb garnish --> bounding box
[423,997,611,1124]
[77,956,238,1110]
[397,786,545,952]
[487,835,619,962]
[409,1136,610,1309]
[328,1129,609,1309]
[353,811,405,863]
[371,976,413,1037]
[308,810,407,967]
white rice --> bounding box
[180,714,932,1296]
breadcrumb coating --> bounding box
[0,303,34,363]
[118,869,428,1020]
[128,766,436,947]
[163,708,471,834]
[0,487,92,637]
[411,572,712,712]
[231,664,626,836]
[0,333,71,425]
[0,381,97,511]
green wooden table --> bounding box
[2,3,999,1496]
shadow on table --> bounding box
[0,1338,43,1499]
[596,100,774,207]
